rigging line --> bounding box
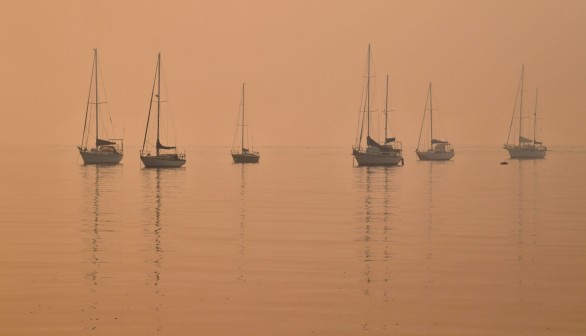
[506,66,524,146]
[417,85,430,151]
[386,77,399,140]
[533,87,538,144]
[142,54,159,154]
[432,85,447,142]
[356,69,368,147]
[369,52,381,139]
[241,83,246,151]
[430,83,434,144]
[354,109,363,148]
[519,65,525,145]
[97,53,115,139]
[156,53,161,156]
[366,44,371,138]
[356,77,367,148]
[94,49,99,146]
[232,94,241,150]
[81,51,96,148]
[160,62,179,150]
[358,99,366,148]
[384,75,389,142]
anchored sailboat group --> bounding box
[352,44,455,166]
[78,49,186,168]
[78,49,260,168]
[351,45,546,166]
[78,47,546,168]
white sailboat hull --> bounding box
[80,149,123,164]
[506,146,547,159]
[353,148,403,166]
[141,155,186,168]
[416,149,455,161]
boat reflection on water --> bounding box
[144,169,163,288]
[354,166,396,330]
[237,164,249,281]
[141,167,170,334]
[79,164,122,331]
[514,160,539,302]
[423,162,436,296]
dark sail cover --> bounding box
[385,137,396,143]
[157,139,176,150]
[96,138,116,146]
[431,139,448,144]
[519,136,532,143]
[367,136,381,147]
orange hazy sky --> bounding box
[1,0,585,148]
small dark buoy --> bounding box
[500,161,508,165]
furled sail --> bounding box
[96,138,116,146]
[431,139,448,144]
[385,137,396,143]
[534,141,542,145]
[519,136,532,143]
[157,139,176,150]
[367,136,381,148]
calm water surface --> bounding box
[0,145,585,335]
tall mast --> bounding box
[519,65,524,146]
[429,82,433,145]
[156,53,161,156]
[94,49,99,147]
[366,44,371,138]
[384,75,389,142]
[241,83,245,152]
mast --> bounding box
[241,83,245,152]
[429,82,433,146]
[156,53,161,156]
[384,75,389,142]
[519,65,524,146]
[94,49,99,147]
[366,44,371,138]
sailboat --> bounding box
[504,66,547,159]
[415,83,455,161]
[78,49,123,164]
[352,45,403,166]
[140,53,186,168]
[231,83,260,163]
